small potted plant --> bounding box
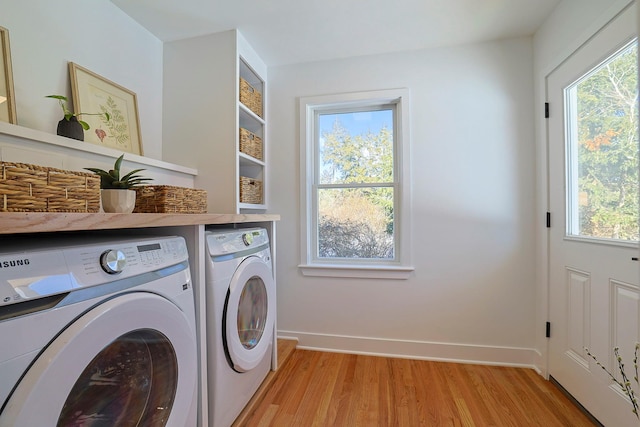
[85,154,152,213]
[46,95,110,141]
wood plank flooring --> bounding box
[236,340,596,426]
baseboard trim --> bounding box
[278,330,537,368]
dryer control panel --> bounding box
[0,235,188,307]
[206,228,269,257]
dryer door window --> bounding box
[225,256,275,372]
[237,276,268,350]
[0,292,197,427]
[58,329,177,427]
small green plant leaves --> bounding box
[84,154,152,189]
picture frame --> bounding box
[0,26,17,124]
[69,62,143,155]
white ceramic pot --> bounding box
[101,189,136,213]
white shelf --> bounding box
[239,103,265,127]
[239,152,265,167]
[239,202,267,211]
[0,121,197,176]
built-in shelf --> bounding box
[163,30,267,214]
[238,55,267,211]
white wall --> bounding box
[269,38,538,365]
[532,0,634,375]
[2,0,164,160]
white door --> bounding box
[0,293,197,427]
[225,256,275,373]
[548,5,639,426]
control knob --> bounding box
[242,233,253,246]
[100,249,126,274]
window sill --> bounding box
[298,264,414,280]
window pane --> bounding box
[318,109,393,185]
[317,187,394,259]
[566,41,639,241]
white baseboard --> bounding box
[278,330,537,369]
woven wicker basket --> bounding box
[133,185,207,214]
[0,162,100,212]
[239,128,263,160]
[239,176,263,205]
[239,78,263,118]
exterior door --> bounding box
[224,256,275,372]
[547,5,639,426]
[0,293,197,427]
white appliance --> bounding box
[0,234,198,427]
[205,227,276,427]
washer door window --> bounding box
[58,329,177,426]
[1,293,197,427]
[225,256,275,372]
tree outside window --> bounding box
[567,40,639,241]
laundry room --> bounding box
[1,0,638,426]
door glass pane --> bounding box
[58,329,178,427]
[565,40,639,241]
[237,276,267,349]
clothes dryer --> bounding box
[205,227,275,427]
[0,234,198,427]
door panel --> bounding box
[547,4,639,426]
[566,268,590,369]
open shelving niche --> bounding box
[238,57,267,212]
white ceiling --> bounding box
[111,0,561,67]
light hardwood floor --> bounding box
[234,340,596,427]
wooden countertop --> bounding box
[0,212,280,234]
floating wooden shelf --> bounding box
[0,212,280,234]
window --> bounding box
[299,89,413,279]
[564,39,639,242]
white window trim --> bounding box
[299,88,414,279]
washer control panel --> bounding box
[0,235,188,307]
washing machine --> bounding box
[0,233,198,427]
[205,227,276,427]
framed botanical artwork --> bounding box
[0,26,17,124]
[69,62,143,155]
